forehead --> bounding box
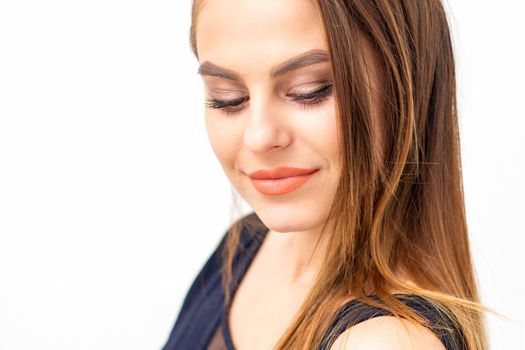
[195,0,328,75]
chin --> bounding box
[251,202,327,233]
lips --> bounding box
[247,166,319,195]
[247,167,319,179]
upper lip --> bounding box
[247,166,319,179]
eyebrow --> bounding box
[197,49,330,81]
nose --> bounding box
[243,94,292,153]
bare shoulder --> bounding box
[328,315,446,350]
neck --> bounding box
[268,223,330,287]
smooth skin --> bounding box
[195,0,445,349]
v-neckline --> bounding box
[213,224,422,350]
[220,226,270,350]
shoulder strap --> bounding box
[318,294,467,350]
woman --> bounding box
[163,0,488,349]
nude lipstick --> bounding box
[247,166,319,195]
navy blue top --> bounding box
[162,213,467,350]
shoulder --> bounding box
[321,293,467,350]
[328,315,446,350]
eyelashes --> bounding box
[204,83,333,116]
[204,96,248,114]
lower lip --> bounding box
[249,170,319,196]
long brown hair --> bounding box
[190,0,492,349]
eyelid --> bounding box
[286,79,332,94]
[290,83,333,103]
[206,87,247,95]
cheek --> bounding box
[204,114,241,170]
[324,109,340,163]
[300,101,340,168]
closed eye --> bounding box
[205,96,248,109]
[204,83,333,116]
[289,83,333,105]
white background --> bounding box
[0,0,523,349]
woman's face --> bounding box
[195,0,341,232]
